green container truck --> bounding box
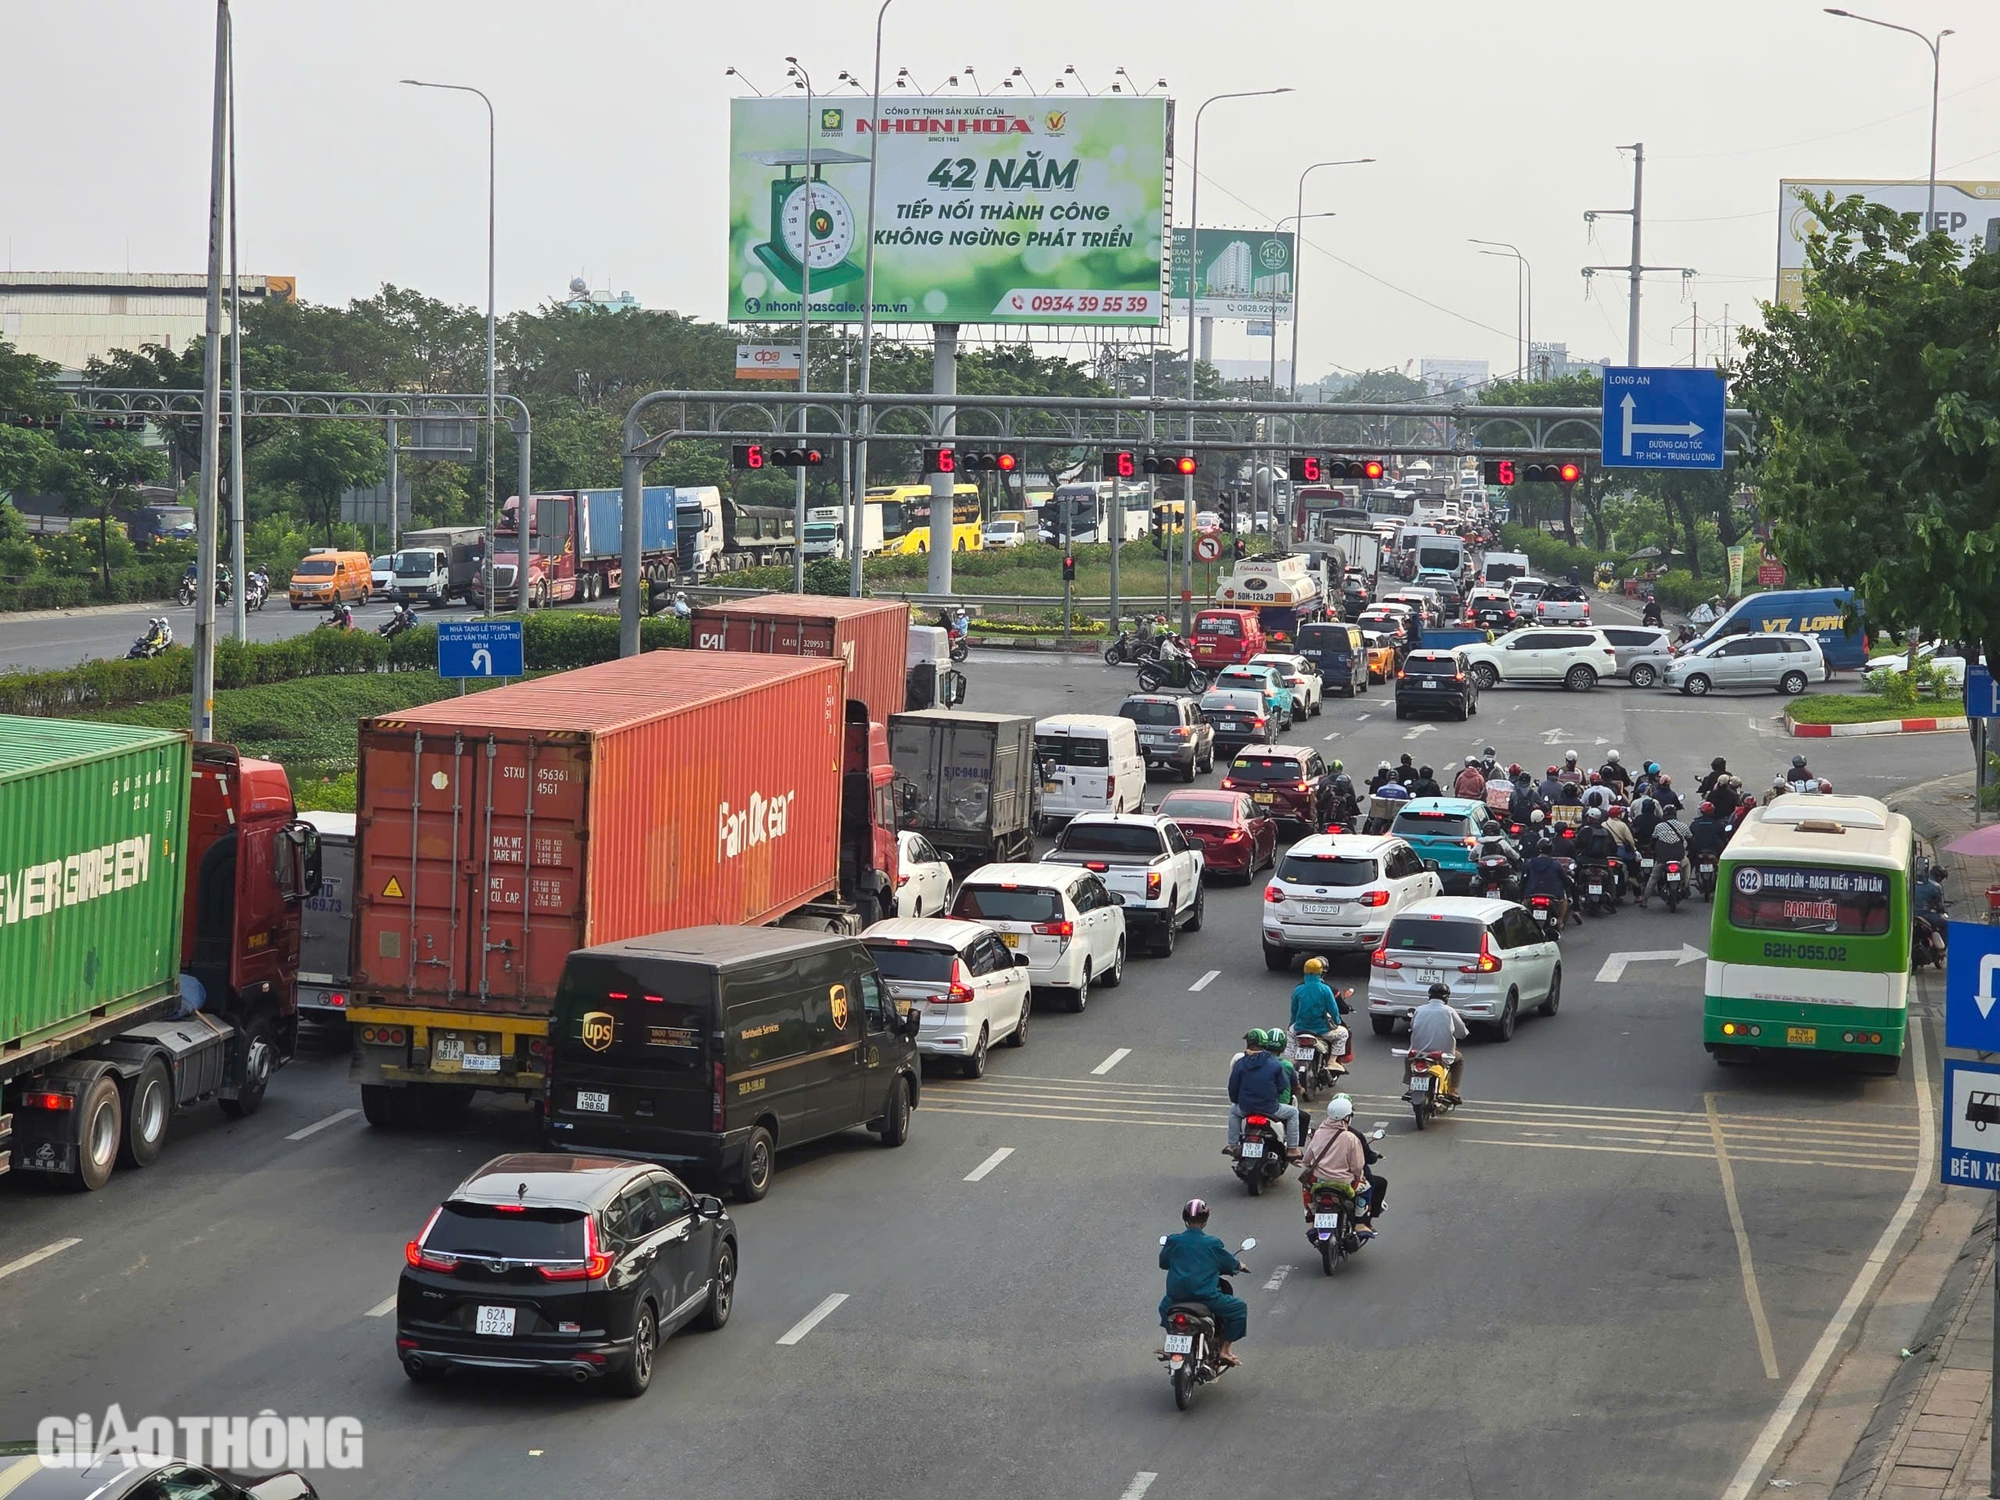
[0,717,321,1189]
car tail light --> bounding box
[405,1207,457,1272]
[1147,871,1162,898]
[1223,830,1246,844]
[1460,932,1502,974]
[1264,884,1285,904]
[538,1216,614,1282]
[711,1059,726,1130]
[896,872,910,887]
[1396,670,1406,680]
[1371,947,1400,969]
[1253,716,1266,728]
[1358,889,1390,907]
[1454,673,1465,682]
[944,961,976,1004]
[1175,727,1191,738]
[1034,920,1075,937]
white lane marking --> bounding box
[286,1107,359,1141]
[366,1294,399,1318]
[0,1238,80,1283]
[1119,1475,1158,1500]
[964,1147,1014,1182]
[1262,1264,1293,1292]
[776,1292,849,1346]
[1719,1016,1935,1500]
[1356,713,1372,721]
[1705,1092,1780,1380]
[1403,724,1435,741]
[1595,944,1705,983]
[1189,970,1220,992]
[1322,731,1341,742]
[1091,1048,1132,1075]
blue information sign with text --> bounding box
[1599,367,1726,471]
[1942,1058,2000,1189]
[436,618,524,679]
[1965,664,2000,720]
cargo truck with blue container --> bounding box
[474,487,679,608]
[0,719,320,1189]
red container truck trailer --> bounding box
[346,650,900,1124]
[688,594,912,731]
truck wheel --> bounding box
[1153,907,1177,957]
[72,1074,123,1191]
[360,1084,397,1127]
[1186,887,1205,933]
[118,1059,171,1169]
[878,1078,913,1146]
[219,1015,274,1118]
[735,1126,775,1202]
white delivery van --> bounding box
[1033,714,1146,828]
[1482,551,1531,587]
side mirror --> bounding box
[1422,859,1441,872]
[1370,1126,1387,1141]
[898,1010,923,1042]
[1013,951,1032,967]
[1159,1235,1170,1247]
[1239,1237,1258,1252]
[1108,892,1127,906]
[696,1194,726,1219]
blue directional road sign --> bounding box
[1599,367,1726,471]
[437,617,524,679]
[1944,919,2000,1050]
[1942,1059,2000,1189]
[1965,663,2000,719]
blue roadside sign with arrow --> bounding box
[437,617,524,679]
[1599,367,1726,471]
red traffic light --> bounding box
[995,451,1018,472]
[1362,460,1385,481]
[1101,449,1138,479]
[1173,454,1199,477]
[1558,462,1583,485]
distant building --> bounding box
[0,272,295,376]
[560,277,641,314]
[1420,357,1490,396]
[1203,240,1254,298]
[1527,341,1608,380]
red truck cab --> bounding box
[487,493,576,608]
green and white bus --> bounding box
[1705,794,1914,1074]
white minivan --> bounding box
[1034,714,1146,829]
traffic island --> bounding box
[1787,693,1968,737]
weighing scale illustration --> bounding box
[745,149,869,294]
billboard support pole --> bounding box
[850,0,893,600]
[192,0,229,742]
[788,60,816,595]
[928,324,959,598]
[384,415,399,555]
[513,413,532,621]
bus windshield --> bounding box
[1727,864,1892,936]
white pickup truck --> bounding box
[1533,583,1593,623]
[1041,812,1205,957]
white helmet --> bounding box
[1326,1095,1354,1121]
[1563,750,1579,765]
[1606,749,1622,763]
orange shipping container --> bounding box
[351,652,845,1015]
[688,594,910,729]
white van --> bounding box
[1482,551,1531,587]
[1033,714,1146,828]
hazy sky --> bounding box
[9,0,1998,382]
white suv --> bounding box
[861,917,1032,1078]
[1040,812,1205,957]
[1367,896,1562,1042]
[951,863,1127,1013]
[1458,627,1619,692]
[1261,833,1441,972]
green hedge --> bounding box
[0,611,690,716]
[0,562,188,612]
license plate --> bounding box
[1239,1140,1265,1158]
[1588,884,1604,895]
[1162,1334,1194,1354]
[1641,858,1654,870]
[575,1090,610,1113]
[1001,933,1019,948]
[475,1305,516,1337]
[1313,1213,1341,1229]
[1254,793,1275,804]
[1423,679,1438,689]
[1304,901,1343,915]
[461,1052,502,1074]
[1288,1045,1314,1060]
[433,1036,464,1063]
[1418,970,1443,985]
[1787,1027,1817,1046]
[1409,1074,1434,1093]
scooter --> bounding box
[1286,1024,1349,1105]
[1658,858,1688,913]
[317,603,358,632]
[1914,911,1949,970]
[1137,656,1211,695]
[126,620,173,659]
[1693,851,1719,902]
[1477,852,1521,902]
[1579,861,1620,917]
[1527,893,1562,943]
[1231,1115,1291,1196]
[1158,1235,1256,1412]
[1397,1048,1458,1130]
[1103,629,1160,666]
[1302,1126,1386,1276]
[377,603,419,639]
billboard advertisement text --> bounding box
[1777,178,2000,305]
[1168,228,1295,321]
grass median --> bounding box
[1786,692,1962,725]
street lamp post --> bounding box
[785,58,816,594]
[1286,158,1373,407]
[1470,238,1531,381]
[402,79,499,623]
[850,0,894,598]
[1182,86,1292,633]
[1271,210,1337,401]
[1825,9,1952,226]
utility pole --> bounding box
[1584,143,1695,366]
[191,0,230,741]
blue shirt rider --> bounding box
[1159,1199,1249,1366]
[1289,962,1346,1035]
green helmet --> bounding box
[1260,1028,1286,1053]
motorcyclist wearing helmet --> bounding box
[1632,761,1663,799]
[1537,764,1565,803]
[1368,760,1396,794]
[1259,1028,1300,1110]
[1289,959,1352,1065]
[1654,772,1683,818]
[1575,806,1621,890]
[1409,764,1443,800]
[1639,810,1694,907]
[1603,804,1642,892]
[1452,756,1487,799]
[1580,772,1615,814]
[1699,757,1731,798]
[1523,832,1571,928]
[1478,746,1500,781]
[1227,1027,1301,1157]
[1687,801,1727,858]
[1786,754,1814,787]
[1328,773,1360,829]
[1407,982,1470,1102]
[1599,748,1631,793]
[1159,1198,1250,1367]
[1298,1097,1378,1238]
[1642,595,1663,627]
[1562,750,1581,778]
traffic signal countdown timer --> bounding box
[1288,455,1384,482]
[1481,459,1583,486]
[1100,450,1198,478]
[731,443,825,469]
[920,447,1019,474]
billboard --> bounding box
[727,96,1168,327]
[1421,358,1490,396]
[1169,228,1294,321]
[1777,178,2000,306]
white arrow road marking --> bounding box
[777,1293,848,1346]
[1596,944,1706,983]
[1404,724,1435,741]
[287,1107,357,1141]
[1189,970,1220,992]
[0,1239,79,1284]
[1621,391,1704,457]
[1118,1476,1158,1500]
[963,1147,1014,1182]
[1091,1048,1132,1075]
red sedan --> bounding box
[1156,789,1278,884]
